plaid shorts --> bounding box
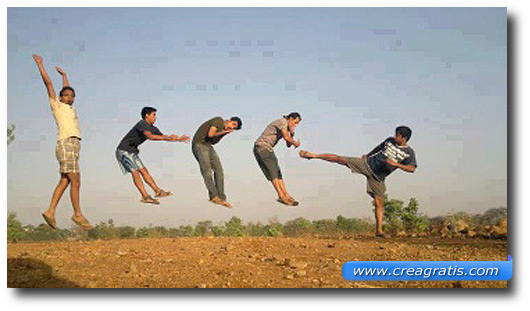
[116,149,145,174]
[55,137,81,174]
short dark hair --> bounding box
[284,112,302,121]
[141,107,157,119]
[230,116,242,130]
[395,126,412,141]
[59,86,75,97]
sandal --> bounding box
[210,197,232,208]
[141,195,160,205]
[155,189,173,198]
[42,212,57,229]
[277,198,297,206]
[287,198,299,206]
[220,200,233,208]
[71,216,93,230]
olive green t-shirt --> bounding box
[192,117,225,145]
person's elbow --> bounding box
[408,166,417,173]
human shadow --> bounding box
[8,257,82,288]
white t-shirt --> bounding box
[49,97,81,141]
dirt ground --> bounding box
[7,236,508,288]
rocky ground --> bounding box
[7,236,508,288]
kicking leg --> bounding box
[299,150,349,166]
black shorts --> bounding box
[253,145,282,181]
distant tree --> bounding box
[402,198,429,233]
[246,222,267,236]
[178,225,195,236]
[194,220,213,236]
[7,212,25,242]
[148,226,168,238]
[336,215,372,234]
[478,207,507,225]
[92,219,118,239]
[136,227,150,238]
[379,196,428,235]
[116,226,136,238]
[224,217,246,236]
[7,124,15,145]
[210,225,225,236]
[312,219,337,234]
[283,217,312,236]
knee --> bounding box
[69,175,80,186]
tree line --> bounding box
[7,197,507,242]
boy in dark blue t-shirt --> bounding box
[116,107,190,205]
[299,126,417,237]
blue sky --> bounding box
[7,7,507,227]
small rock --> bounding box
[285,274,294,280]
[198,284,207,288]
[295,270,307,277]
[396,231,407,237]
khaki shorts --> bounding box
[56,137,80,174]
[344,157,386,198]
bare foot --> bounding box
[298,150,315,160]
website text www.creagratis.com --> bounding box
[350,266,499,279]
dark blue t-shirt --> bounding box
[117,120,163,154]
[367,137,417,181]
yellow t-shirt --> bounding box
[49,97,81,141]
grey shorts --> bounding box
[253,145,282,181]
[344,157,386,198]
[116,149,145,174]
[56,137,80,174]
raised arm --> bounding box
[282,128,300,148]
[55,66,70,88]
[32,54,55,99]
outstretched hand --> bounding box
[55,66,67,76]
[32,54,43,64]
